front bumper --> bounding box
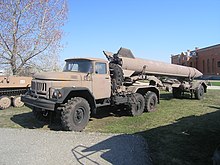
[21,94,56,111]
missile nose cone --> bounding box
[195,69,203,77]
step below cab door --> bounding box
[92,62,111,99]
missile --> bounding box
[104,48,203,79]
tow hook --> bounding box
[43,110,48,117]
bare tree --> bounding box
[0,0,68,75]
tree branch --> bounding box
[0,33,13,56]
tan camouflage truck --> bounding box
[21,48,206,131]
[0,76,32,109]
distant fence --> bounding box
[201,75,220,80]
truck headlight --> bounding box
[49,88,62,99]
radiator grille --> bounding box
[31,81,47,92]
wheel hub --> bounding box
[74,108,84,123]
[150,100,154,108]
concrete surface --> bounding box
[0,128,152,165]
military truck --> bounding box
[0,76,32,109]
[21,48,206,131]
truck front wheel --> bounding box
[61,97,90,132]
[144,91,157,112]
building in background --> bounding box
[0,70,4,75]
[171,50,191,66]
[171,44,220,78]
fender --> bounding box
[127,85,160,103]
[191,80,207,93]
[57,87,97,113]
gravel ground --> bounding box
[0,128,152,165]
[207,86,220,90]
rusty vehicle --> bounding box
[0,76,32,109]
[21,48,206,131]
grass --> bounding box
[1,90,220,164]
[210,81,220,86]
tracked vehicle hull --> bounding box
[0,76,32,109]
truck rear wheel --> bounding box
[144,91,157,112]
[195,85,204,100]
[61,97,90,131]
[0,96,11,110]
[129,93,145,116]
[12,96,24,108]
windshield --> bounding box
[63,60,93,73]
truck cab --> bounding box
[22,58,112,110]
[63,58,111,99]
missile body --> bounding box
[120,56,203,78]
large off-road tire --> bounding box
[0,96,11,110]
[144,91,157,112]
[12,96,24,108]
[195,85,204,100]
[33,107,49,122]
[61,97,90,132]
[129,93,145,116]
[172,87,181,98]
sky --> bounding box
[60,0,220,63]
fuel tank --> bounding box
[104,48,203,78]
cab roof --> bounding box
[65,57,107,63]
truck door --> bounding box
[92,62,111,99]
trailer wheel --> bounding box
[172,87,181,98]
[0,96,11,110]
[195,85,204,100]
[61,97,90,131]
[12,96,24,108]
[129,93,145,116]
[144,91,157,112]
[33,107,49,122]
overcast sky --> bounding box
[61,0,220,63]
